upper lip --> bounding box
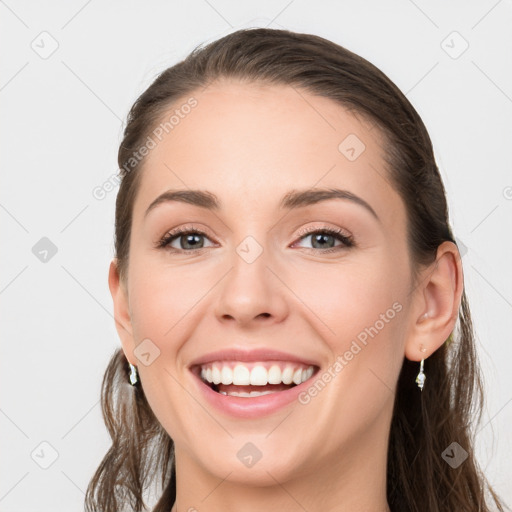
[188,347,320,368]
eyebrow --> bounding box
[144,187,380,221]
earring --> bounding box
[415,359,426,391]
[129,363,139,385]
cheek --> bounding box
[290,257,405,352]
[125,261,214,441]
[128,257,215,339]
[288,254,409,420]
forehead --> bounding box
[132,80,405,229]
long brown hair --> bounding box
[85,28,506,511]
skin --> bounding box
[109,79,463,512]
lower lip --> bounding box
[190,370,316,419]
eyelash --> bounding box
[293,226,354,252]
[156,225,355,254]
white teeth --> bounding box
[233,364,251,385]
[281,366,294,385]
[268,365,281,384]
[250,366,268,386]
[200,361,316,386]
[305,366,314,380]
[211,365,221,385]
[219,390,277,397]
[221,366,233,385]
[292,368,303,385]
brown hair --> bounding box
[85,27,506,511]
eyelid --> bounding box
[293,224,352,240]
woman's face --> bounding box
[112,80,417,485]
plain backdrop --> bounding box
[1,1,511,510]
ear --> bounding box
[108,259,137,366]
[404,241,464,362]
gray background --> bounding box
[1,1,511,510]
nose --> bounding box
[214,244,289,328]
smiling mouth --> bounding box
[194,361,319,397]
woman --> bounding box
[85,28,506,511]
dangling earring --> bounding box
[415,359,426,391]
[129,363,139,385]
